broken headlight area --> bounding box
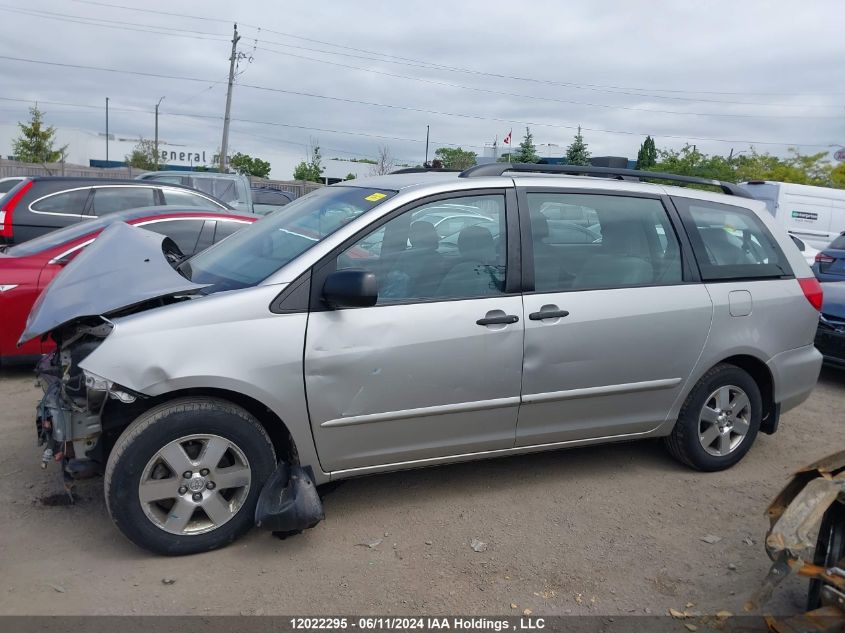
[35,318,139,485]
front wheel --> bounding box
[664,364,762,471]
[104,397,276,555]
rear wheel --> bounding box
[104,397,276,555]
[665,364,762,471]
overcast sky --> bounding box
[0,0,843,178]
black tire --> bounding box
[807,500,845,610]
[664,363,762,471]
[104,397,276,555]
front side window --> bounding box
[30,189,90,216]
[181,186,396,292]
[674,197,791,280]
[334,194,507,304]
[527,193,682,292]
[91,187,156,215]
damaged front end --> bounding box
[747,451,845,632]
[22,223,208,494]
[35,318,128,485]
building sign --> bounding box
[160,150,222,164]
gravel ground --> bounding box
[0,365,842,616]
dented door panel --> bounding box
[304,297,524,472]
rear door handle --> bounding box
[476,314,519,326]
[528,309,570,321]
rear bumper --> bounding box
[766,344,823,414]
[815,323,845,367]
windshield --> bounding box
[180,185,396,292]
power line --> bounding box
[0,5,229,42]
[66,0,845,99]
[7,2,840,114]
[0,55,834,148]
[253,45,840,119]
[0,95,488,151]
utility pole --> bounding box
[424,125,430,165]
[154,96,165,170]
[105,97,109,164]
[220,23,241,173]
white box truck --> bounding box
[741,180,845,250]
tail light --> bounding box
[0,180,33,240]
[798,277,823,311]
[814,252,835,264]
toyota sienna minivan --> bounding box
[21,164,823,554]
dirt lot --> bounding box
[0,365,842,617]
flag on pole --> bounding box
[503,129,512,145]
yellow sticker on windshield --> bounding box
[365,192,387,202]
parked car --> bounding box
[811,231,845,281]
[790,232,820,266]
[0,177,232,245]
[251,186,294,216]
[0,176,25,194]
[741,180,845,251]
[137,171,253,213]
[1,207,255,365]
[23,164,822,554]
[815,281,845,367]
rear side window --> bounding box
[31,189,90,215]
[91,187,156,215]
[213,220,248,243]
[193,177,242,205]
[162,188,222,209]
[526,193,682,292]
[674,197,791,280]
[829,234,845,250]
[141,219,205,257]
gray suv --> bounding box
[23,164,824,554]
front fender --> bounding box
[78,284,326,482]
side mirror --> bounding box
[322,269,378,308]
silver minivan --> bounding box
[23,164,824,554]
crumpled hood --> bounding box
[820,282,845,321]
[18,222,208,345]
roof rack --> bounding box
[390,167,462,174]
[458,163,752,198]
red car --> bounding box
[0,207,256,365]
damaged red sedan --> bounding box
[0,207,255,365]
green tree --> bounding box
[831,163,845,189]
[126,138,161,170]
[648,144,837,188]
[13,105,66,163]
[564,126,591,166]
[650,144,734,181]
[635,135,657,170]
[230,152,271,178]
[344,172,357,181]
[293,140,325,183]
[434,147,477,170]
[512,127,540,163]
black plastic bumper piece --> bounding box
[254,462,325,533]
[760,402,781,435]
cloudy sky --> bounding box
[0,0,843,178]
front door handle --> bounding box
[476,314,519,326]
[528,308,570,321]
